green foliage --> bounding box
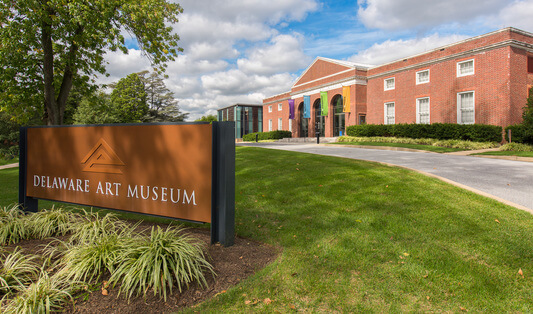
[346,123,502,143]
[2,271,83,314]
[73,92,119,125]
[138,71,188,122]
[110,74,148,123]
[0,248,39,294]
[0,205,30,245]
[243,130,292,141]
[0,113,19,160]
[110,226,214,301]
[195,115,218,123]
[0,0,183,125]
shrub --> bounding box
[346,123,502,142]
[0,205,30,245]
[0,248,39,294]
[337,136,498,150]
[109,226,214,301]
[0,112,19,160]
[500,142,533,152]
[243,130,292,141]
[504,124,533,145]
[2,271,83,314]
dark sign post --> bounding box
[19,122,235,246]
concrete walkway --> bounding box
[239,142,533,213]
[0,163,18,170]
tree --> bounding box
[110,73,148,123]
[0,0,183,125]
[521,86,533,144]
[72,91,118,125]
[138,71,188,122]
[195,115,218,123]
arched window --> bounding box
[332,95,345,136]
[313,99,325,137]
[298,102,308,137]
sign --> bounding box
[19,123,235,246]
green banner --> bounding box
[320,91,328,116]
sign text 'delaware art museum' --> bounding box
[19,122,236,247]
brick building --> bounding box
[262,27,533,138]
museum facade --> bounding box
[262,27,533,138]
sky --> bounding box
[98,0,533,121]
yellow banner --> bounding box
[342,86,351,113]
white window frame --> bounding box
[457,91,475,125]
[268,119,272,131]
[416,97,430,124]
[457,59,474,77]
[384,102,395,125]
[384,77,395,91]
[278,103,283,111]
[268,105,272,113]
[278,118,282,130]
[416,69,430,85]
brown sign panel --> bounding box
[25,124,212,222]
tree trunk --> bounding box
[42,13,58,125]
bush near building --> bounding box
[346,123,502,143]
[243,130,292,142]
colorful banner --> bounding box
[288,99,295,119]
[342,86,351,113]
[320,91,328,116]
[303,96,311,119]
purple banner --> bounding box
[289,99,295,119]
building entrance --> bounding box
[333,95,345,136]
[313,99,325,137]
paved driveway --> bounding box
[239,143,533,213]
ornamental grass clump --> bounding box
[110,226,214,301]
[50,219,138,283]
[27,207,79,239]
[0,205,30,245]
[0,248,39,294]
[1,271,83,314]
[67,210,133,245]
[500,142,533,152]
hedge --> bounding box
[346,123,502,143]
[243,130,292,142]
[505,124,533,145]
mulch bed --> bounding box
[3,221,280,313]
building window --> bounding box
[457,91,475,124]
[416,70,430,84]
[384,102,395,125]
[268,105,272,113]
[416,97,430,124]
[457,59,474,77]
[268,119,272,131]
[384,78,395,91]
[278,103,282,111]
[278,118,282,130]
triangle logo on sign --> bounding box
[81,139,125,174]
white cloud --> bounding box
[357,0,511,30]
[237,34,311,75]
[99,50,152,85]
[496,0,533,32]
[348,33,468,65]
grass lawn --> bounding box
[475,151,533,158]
[2,147,533,312]
[331,141,464,153]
